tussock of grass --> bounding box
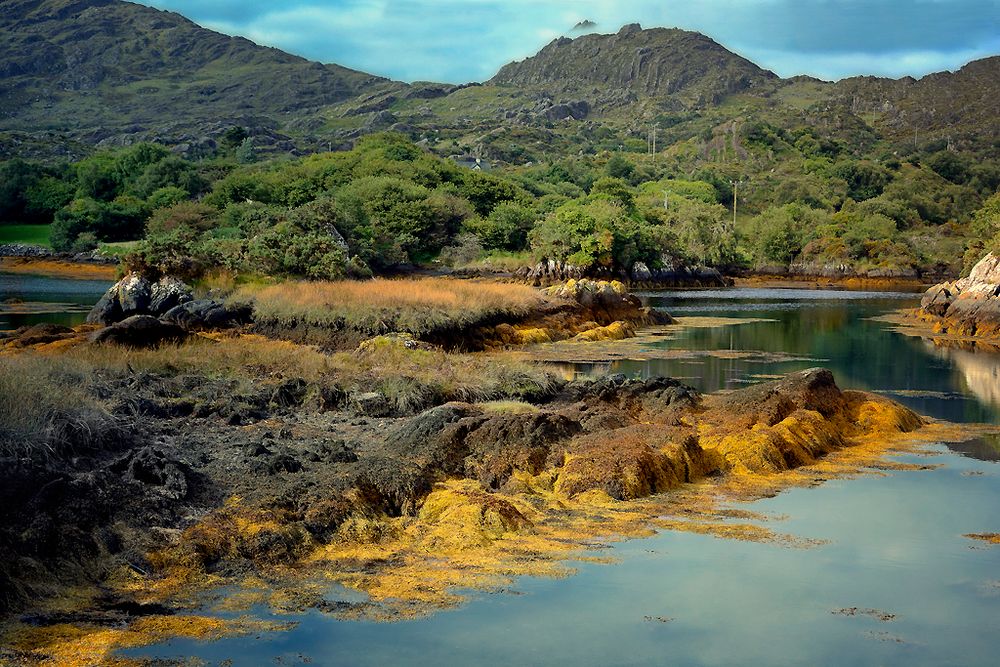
[61,334,559,413]
[231,278,546,337]
[0,356,120,458]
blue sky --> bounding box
[139,0,1000,83]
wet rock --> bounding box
[717,367,845,428]
[89,315,188,348]
[317,440,359,464]
[353,391,391,417]
[267,454,303,474]
[463,412,581,489]
[270,378,309,408]
[556,427,711,500]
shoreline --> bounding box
[732,273,929,292]
[0,257,118,281]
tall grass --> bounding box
[231,278,546,336]
[59,335,559,415]
[0,356,120,458]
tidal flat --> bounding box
[2,282,1000,666]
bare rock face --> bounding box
[88,273,193,325]
[919,253,1000,335]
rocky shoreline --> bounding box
[0,274,978,664]
[913,252,1000,340]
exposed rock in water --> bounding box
[918,252,1000,338]
[0,359,931,622]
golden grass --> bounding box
[232,277,546,335]
[35,332,558,410]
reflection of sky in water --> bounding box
[130,447,1000,667]
[129,288,1000,666]
[0,273,111,330]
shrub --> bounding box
[464,202,536,251]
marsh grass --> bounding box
[0,355,120,458]
[60,334,559,415]
[231,278,546,337]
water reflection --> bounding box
[573,288,1000,426]
[0,272,111,330]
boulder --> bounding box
[160,299,252,331]
[715,367,845,428]
[918,252,1000,333]
[87,273,194,325]
[148,276,193,314]
[112,446,188,500]
[89,315,188,348]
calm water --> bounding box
[121,287,1000,666]
[0,272,111,330]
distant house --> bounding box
[449,155,491,171]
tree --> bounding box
[0,159,42,222]
[464,201,536,251]
[530,199,655,271]
[605,154,635,180]
[458,172,526,217]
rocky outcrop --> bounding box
[918,252,1000,338]
[88,273,193,325]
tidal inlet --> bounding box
[2,1,1000,665]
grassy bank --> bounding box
[0,224,51,247]
[232,277,548,345]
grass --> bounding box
[60,333,560,413]
[232,277,546,337]
[457,251,534,273]
[97,240,141,257]
[0,224,52,247]
[0,355,120,458]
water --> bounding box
[0,272,111,330]
[122,287,1000,666]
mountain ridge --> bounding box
[0,0,997,160]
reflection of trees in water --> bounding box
[926,340,1000,408]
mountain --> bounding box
[490,24,777,109]
[0,0,392,152]
[0,1,997,161]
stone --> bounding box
[148,276,193,314]
[160,299,252,331]
[89,315,188,348]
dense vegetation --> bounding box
[1,130,997,280]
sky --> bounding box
[138,0,1000,83]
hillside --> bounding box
[490,24,778,109]
[0,0,393,153]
